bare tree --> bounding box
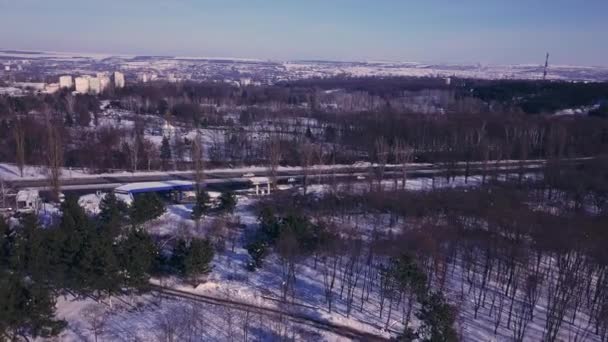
[45,115,63,202]
[374,137,389,192]
[300,142,315,194]
[83,304,107,342]
[155,307,181,342]
[267,137,281,191]
[13,118,26,178]
[393,139,414,190]
[192,131,205,193]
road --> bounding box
[150,284,391,341]
[3,159,558,193]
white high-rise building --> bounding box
[114,71,125,88]
[75,77,90,94]
[89,78,101,95]
[99,76,111,92]
[59,75,73,89]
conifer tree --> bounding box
[218,191,237,214]
[416,292,459,342]
[0,275,66,340]
[98,191,128,237]
[171,238,214,280]
[130,193,165,225]
[191,191,210,220]
[118,228,158,289]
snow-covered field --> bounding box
[44,173,571,341]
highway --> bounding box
[4,158,580,195]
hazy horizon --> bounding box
[1,0,607,67]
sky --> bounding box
[1,0,607,66]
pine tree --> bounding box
[10,214,53,283]
[160,136,172,169]
[218,191,237,214]
[183,238,214,277]
[98,191,128,237]
[191,191,210,220]
[171,238,214,280]
[130,193,165,225]
[0,217,11,268]
[118,228,159,290]
[416,292,459,342]
[55,196,97,291]
[86,231,121,296]
[246,239,268,271]
[0,275,66,340]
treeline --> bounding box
[1,77,608,172]
[330,111,608,164]
[0,192,216,340]
[464,79,608,114]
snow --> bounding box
[114,180,195,194]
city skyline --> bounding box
[1,0,607,66]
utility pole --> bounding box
[543,52,550,80]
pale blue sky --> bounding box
[1,0,606,66]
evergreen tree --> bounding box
[160,136,172,169]
[416,292,459,342]
[55,196,95,291]
[0,217,11,268]
[258,207,280,242]
[118,228,159,289]
[130,193,165,225]
[10,214,53,283]
[85,231,121,296]
[0,275,66,340]
[218,191,237,214]
[246,239,268,271]
[98,191,128,237]
[191,191,210,220]
[391,254,428,299]
[171,238,214,279]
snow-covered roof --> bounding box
[249,177,270,185]
[16,189,39,202]
[115,180,195,194]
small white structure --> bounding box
[114,71,125,88]
[250,177,271,196]
[16,189,40,214]
[445,77,452,86]
[44,83,60,94]
[59,75,73,88]
[75,76,90,94]
[15,82,46,91]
